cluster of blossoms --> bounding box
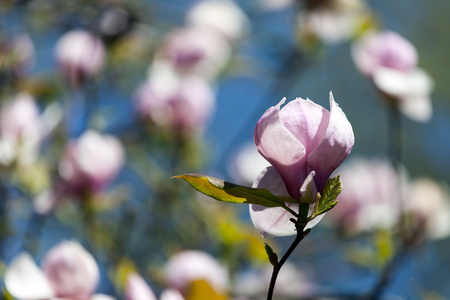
[5,241,109,300]
[134,0,249,134]
[5,244,231,300]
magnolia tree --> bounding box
[0,0,448,300]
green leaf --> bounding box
[173,173,298,216]
[309,175,342,220]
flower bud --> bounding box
[42,241,100,298]
[55,30,105,85]
[59,130,124,193]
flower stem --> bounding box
[266,224,306,300]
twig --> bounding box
[266,223,307,300]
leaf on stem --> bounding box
[173,174,297,213]
[309,175,342,221]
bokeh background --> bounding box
[1,0,450,299]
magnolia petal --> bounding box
[307,92,354,192]
[5,252,55,300]
[249,167,323,236]
[160,289,185,300]
[249,167,297,237]
[279,98,330,157]
[254,98,306,199]
[250,204,299,238]
[125,273,157,300]
[398,95,432,122]
[373,67,434,97]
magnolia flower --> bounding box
[249,92,354,237]
[164,250,229,295]
[329,158,401,234]
[42,241,100,298]
[404,178,450,240]
[298,0,369,44]
[55,30,106,85]
[352,30,434,122]
[156,26,232,80]
[34,131,124,214]
[0,93,61,167]
[185,0,250,42]
[4,241,108,300]
[136,63,216,133]
[59,130,125,194]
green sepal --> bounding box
[173,173,298,217]
[308,175,342,221]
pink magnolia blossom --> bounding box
[352,30,434,122]
[156,26,232,80]
[352,31,417,77]
[185,0,250,42]
[5,241,106,300]
[164,250,229,295]
[329,158,401,234]
[55,30,106,85]
[298,0,369,44]
[59,130,125,194]
[0,93,61,166]
[404,178,450,240]
[42,241,100,298]
[135,64,216,133]
[34,131,124,214]
[249,92,354,237]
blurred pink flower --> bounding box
[329,158,401,234]
[34,130,124,214]
[352,30,434,122]
[42,241,100,298]
[59,130,124,194]
[125,273,157,300]
[55,30,106,85]
[352,31,417,77]
[404,178,450,240]
[164,250,229,295]
[156,26,232,80]
[5,241,109,300]
[249,92,354,237]
[135,64,216,133]
[298,0,369,44]
[185,0,250,42]
[0,93,61,166]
